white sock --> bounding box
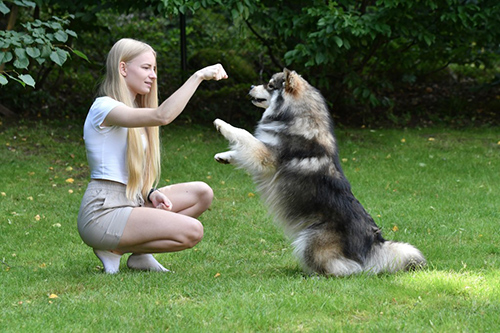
[93,249,122,274]
[127,253,170,272]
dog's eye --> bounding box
[267,82,276,90]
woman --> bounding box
[77,38,228,273]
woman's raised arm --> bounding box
[103,64,228,128]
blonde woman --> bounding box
[77,38,228,273]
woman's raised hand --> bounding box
[197,64,228,81]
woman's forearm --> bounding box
[155,71,204,125]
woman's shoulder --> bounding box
[89,96,125,115]
[86,96,126,129]
[91,96,123,109]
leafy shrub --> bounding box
[228,0,500,126]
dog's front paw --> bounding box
[214,151,234,164]
[214,118,234,140]
[213,119,227,132]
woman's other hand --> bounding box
[150,190,173,211]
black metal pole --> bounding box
[180,13,187,78]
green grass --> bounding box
[1,119,499,332]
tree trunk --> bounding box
[0,103,16,117]
[0,4,19,73]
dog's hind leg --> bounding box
[292,227,363,277]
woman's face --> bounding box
[120,51,157,97]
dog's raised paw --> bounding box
[214,152,233,164]
[215,156,231,164]
[213,119,226,132]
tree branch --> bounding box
[245,20,284,70]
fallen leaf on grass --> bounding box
[214,272,221,278]
[48,294,58,299]
[65,178,74,183]
[392,225,399,232]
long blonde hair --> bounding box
[99,38,161,201]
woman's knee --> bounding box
[183,219,204,248]
[195,181,214,208]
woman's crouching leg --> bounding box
[116,207,204,253]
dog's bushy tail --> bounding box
[364,241,426,274]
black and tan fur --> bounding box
[214,69,426,276]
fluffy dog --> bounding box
[213,69,426,276]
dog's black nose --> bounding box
[250,85,255,90]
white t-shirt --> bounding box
[83,96,129,184]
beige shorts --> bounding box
[77,180,144,249]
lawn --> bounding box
[0,119,498,332]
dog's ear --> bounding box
[284,69,302,95]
